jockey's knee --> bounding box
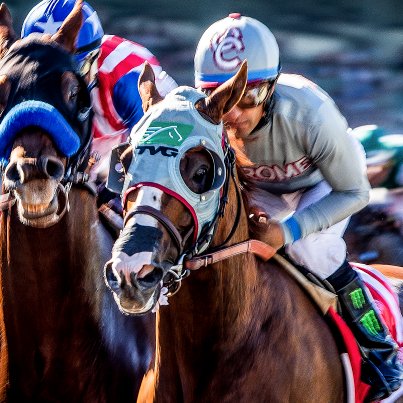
[285,232,347,279]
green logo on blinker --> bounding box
[140,121,193,146]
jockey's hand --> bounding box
[248,209,285,250]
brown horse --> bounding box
[104,61,345,402]
[0,2,152,401]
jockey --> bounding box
[351,125,403,189]
[21,0,178,183]
[194,13,402,401]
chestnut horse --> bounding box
[104,61,345,402]
[0,2,152,401]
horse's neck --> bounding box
[0,189,150,403]
[148,182,345,401]
[179,181,259,301]
[160,255,266,350]
[192,183,263,334]
[154,264,344,402]
[0,188,105,338]
[154,246,342,401]
[156,184,274,368]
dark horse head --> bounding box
[0,2,154,401]
[104,61,248,314]
[0,0,92,227]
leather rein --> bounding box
[123,205,276,271]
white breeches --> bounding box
[249,181,350,279]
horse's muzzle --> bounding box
[4,155,64,187]
[104,260,164,315]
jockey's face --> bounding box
[200,78,277,139]
[223,101,266,140]
[222,79,276,140]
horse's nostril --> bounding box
[135,266,164,289]
[41,157,64,181]
[105,261,119,287]
[4,162,21,184]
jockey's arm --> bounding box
[282,101,371,244]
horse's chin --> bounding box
[111,285,160,316]
[17,193,60,228]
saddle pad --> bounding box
[274,255,403,402]
[330,262,403,403]
[352,262,403,354]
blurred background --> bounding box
[8,0,403,132]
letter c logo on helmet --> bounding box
[195,13,281,88]
[21,0,104,64]
[210,27,245,71]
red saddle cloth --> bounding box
[327,262,403,403]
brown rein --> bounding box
[184,239,277,270]
[124,204,277,271]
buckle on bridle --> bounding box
[164,254,190,297]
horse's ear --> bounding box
[138,61,163,113]
[51,0,83,53]
[0,3,17,59]
[196,60,248,124]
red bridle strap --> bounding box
[184,239,277,270]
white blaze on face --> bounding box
[110,186,163,284]
[109,250,154,285]
[128,186,163,226]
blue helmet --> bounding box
[21,0,104,64]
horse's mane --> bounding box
[231,137,275,241]
[230,136,257,239]
[228,133,254,167]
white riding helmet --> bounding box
[194,13,281,88]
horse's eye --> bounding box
[180,147,214,194]
[61,72,80,112]
[64,86,79,113]
[68,87,79,104]
[193,167,208,184]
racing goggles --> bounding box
[202,79,275,109]
[77,49,100,78]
